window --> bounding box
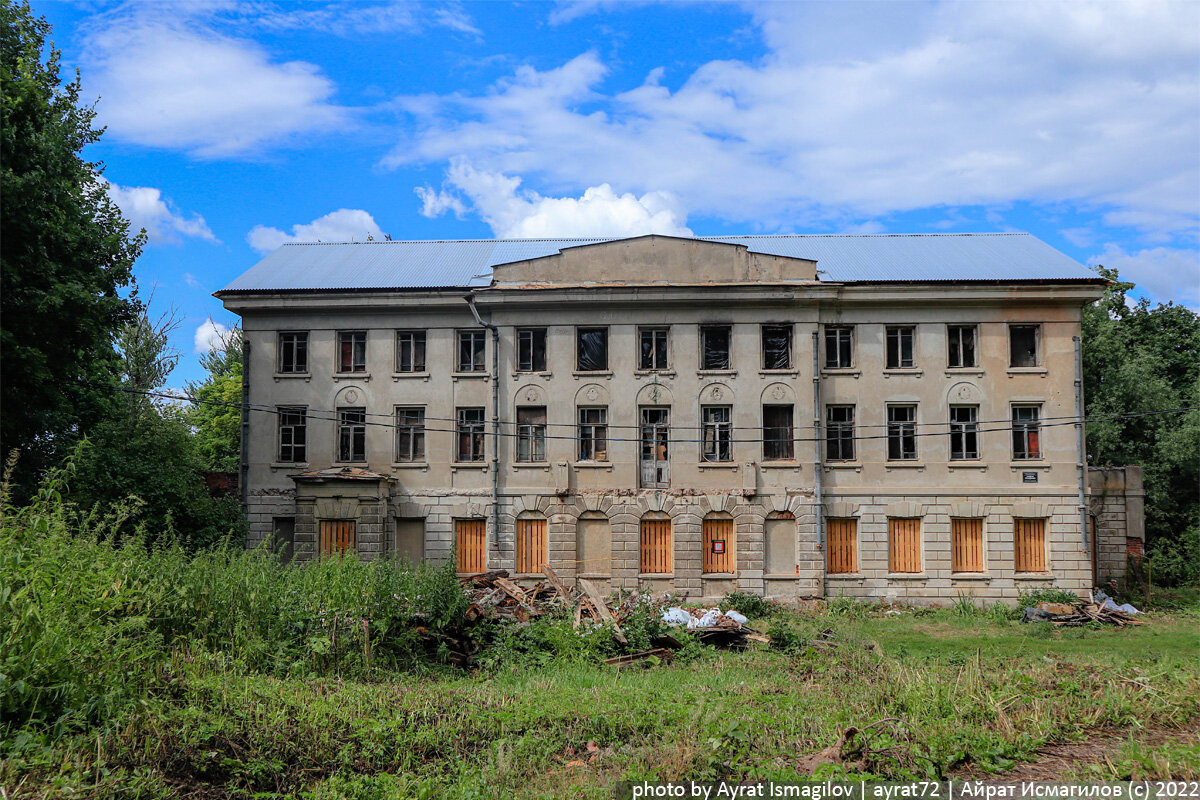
[948,325,977,368]
[949,405,979,460]
[576,512,611,577]
[578,407,608,461]
[826,405,855,461]
[319,519,356,557]
[515,518,547,574]
[1009,325,1040,367]
[516,407,547,462]
[395,517,425,564]
[762,325,792,370]
[456,519,486,573]
[272,517,295,564]
[337,407,366,462]
[826,518,857,574]
[952,518,984,572]
[886,404,917,461]
[639,327,669,370]
[763,405,794,460]
[394,407,425,462]
[764,512,796,575]
[278,406,307,463]
[517,328,547,372]
[457,330,485,372]
[640,517,671,574]
[395,331,426,373]
[701,325,731,370]
[824,325,853,369]
[576,327,608,371]
[888,518,921,574]
[456,407,485,462]
[886,326,914,369]
[701,406,732,462]
[338,331,367,373]
[702,516,735,573]
[1012,405,1041,460]
[1014,518,1046,572]
[278,332,308,373]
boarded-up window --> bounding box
[395,517,424,564]
[702,517,735,573]
[272,517,295,564]
[456,519,486,574]
[1014,518,1046,572]
[827,518,857,574]
[640,518,671,574]
[764,513,796,575]
[577,512,611,577]
[515,518,547,574]
[951,518,984,572]
[319,519,356,557]
[888,518,921,574]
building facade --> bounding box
[218,233,1125,604]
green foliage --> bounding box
[721,591,776,619]
[186,326,244,471]
[1016,587,1082,607]
[1082,267,1200,584]
[0,1,142,491]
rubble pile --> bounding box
[1022,595,1145,627]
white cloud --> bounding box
[84,17,350,158]
[388,3,1199,240]
[420,158,692,238]
[194,320,231,354]
[1089,244,1200,308]
[246,209,385,253]
[103,179,217,244]
[252,2,480,37]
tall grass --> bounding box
[0,457,467,737]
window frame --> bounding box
[278,331,309,374]
[700,325,732,370]
[277,406,307,463]
[456,329,486,373]
[516,328,547,373]
[948,325,978,368]
[395,330,427,373]
[885,326,915,369]
[949,405,980,460]
[1009,324,1041,368]
[1012,404,1042,460]
[701,405,733,462]
[576,327,609,372]
[702,516,735,574]
[823,325,854,369]
[456,406,486,462]
[638,326,670,371]
[514,517,548,574]
[516,406,547,463]
[1014,518,1047,573]
[888,517,922,574]
[394,406,426,463]
[578,406,608,461]
[951,518,985,573]
[762,404,795,461]
[825,404,856,462]
[761,324,793,370]
[336,407,366,463]
[826,518,858,575]
[337,331,367,373]
[886,404,918,461]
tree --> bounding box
[0,1,142,490]
[186,325,243,472]
[1082,266,1200,584]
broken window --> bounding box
[639,327,669,370]
[1009,325,1040,367]
[578,407,608,461]
[824,326,853,369]
[394,406,425,462]
[886,404,917,461]
[457,330,486,372]
[762,325,792,370]
[949,405,979,460]
[701,406,732,462]
[278,332,308,373]
[516,406,547,462]
[337,407,366,462]
[762,404,794,460]
[948,325,977,368]
[278,406,307,463]
[517,328,547,372]
[395,330,426,373]
[338,331,366,373]
[456,407,485,462]
[886,326,914,369]
[701,325,731,370]
[577,327,608,371]
[825,405,855,461]
[272,517,295,564]
[1012,405,1041,460]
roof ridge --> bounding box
[278,231,1028,247]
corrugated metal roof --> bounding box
[219,233,1098,292]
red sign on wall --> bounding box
[712,540,725,554]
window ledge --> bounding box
[578,573,611,580]
[1013,573,1055,581]
[702,572,737,579]
[826,573,864,581]
[945,368,984,376]
[760,460,801,469]
[332,372,370,382]
[887,573,928,581]
[573,461,613,470]
[758,369,799,376]
[882,369,923,378]
[698,462,738,470]
[572,370,613,380]
[512,371,553,380]
[273,372,311,381]
[271,462,309,470]
[390,462,429,470]
[948,462,988,470]
[634,369,676,378]
[697,369,737,377]
[950,573,992,581]
[1007,367,1048,376]
[392,372,431,381]
[511,462,551,470]
[639,573,674,580]
[1010,462,1050,470]
[824,462,862,472]
[451,372,489,381]
[820,368,861,378]
[884,462,925,470]
[450,463,489,472]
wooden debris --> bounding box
[1024,601,1145,627]
[604,648,674,667]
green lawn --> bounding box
[6,607,1197,799]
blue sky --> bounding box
[35,0,1200,385]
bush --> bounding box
[722,591,776,618]
[1016,588,1081,607]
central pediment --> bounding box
[490,235,818,286]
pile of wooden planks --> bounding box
[1026,600,1145,627]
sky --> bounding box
[34,0,1200,385]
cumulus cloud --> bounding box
[103,179,217,244]
[1089,244,1200,309]
[84,16,350,158]
[387,3,1199,238]
[246,209,385,253]
[194,319,231,354]
[418,158,692,238]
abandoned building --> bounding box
[216,232,1144,604]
